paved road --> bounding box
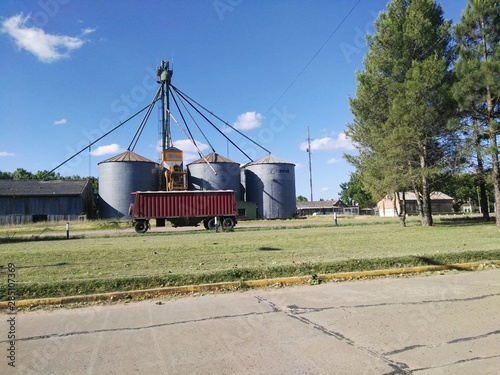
[2,269,499,374]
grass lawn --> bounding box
[0,216,499,300]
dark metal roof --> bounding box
[0,180,90,197]
[98,150,156,164]
[188,152,238,165]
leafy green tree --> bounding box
[346,0,458,226]
[34,170,62,180]
[435,172,490,211]
[339,173,374,208]
[296,195,308,202]
[11,168,34,180]
[0,171,12,179]
[86,176,99,218]
[453,0,500,225]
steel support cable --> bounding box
[170,86,216,154]
[263,0,362,116]
[170,86,254,162]
[170,87,215,154]
[43,102,156,178]
[169,112,218,176]
[169,89,202,152]
[171,85,271,156]
[128,101,156,151]
[128,85,163,151]
[172,86,256,162]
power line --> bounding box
[265,0,362,115]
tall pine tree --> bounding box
[454,0,500,225]
[346,0,458,226]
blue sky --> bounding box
[0,0,468,200]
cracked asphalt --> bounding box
[2,269,499,374]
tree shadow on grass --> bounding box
[412,256,472,271]
[0,236,84,244]
[435,216,496,227]
[17,262,70,269]
[259,246,282,251]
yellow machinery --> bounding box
[162,147,186,191]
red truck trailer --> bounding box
[130,190,238,233]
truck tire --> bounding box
[134,220,148,233]
[222,217,235,229]
[205,218,216,230]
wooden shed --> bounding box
[0,180,93,225]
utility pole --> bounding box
[307,126,313,202]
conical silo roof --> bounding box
[245,154,295,166]
[188,152,238,165]
[98,150,156,164]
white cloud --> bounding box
[300,131,354,152]
[53,118,67,125]
[90,143,124,156]
[320,187,330,193]
[233,111,263,131]
[173,139,209,154]
[326,158,340,164]
[81,27,96,35]
[1,14,86,63]
[0,151,15,157]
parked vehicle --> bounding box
[130,190,238,233]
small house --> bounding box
[377,191,454,217]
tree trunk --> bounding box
[473,118,490,220]
[489,124,500,226]
[395,192,406,227]
[418,151,433,226]
[421,177,433,226]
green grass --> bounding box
[0,216,498,300]
[0,220,131,240]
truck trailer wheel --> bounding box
[134,220,148,233]
[204,218,216,230]
[222,217,235,229]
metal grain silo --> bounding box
[98,151,158,219]
[243,154,296,219]
[187,153,241,199]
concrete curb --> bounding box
[1,260,498,309]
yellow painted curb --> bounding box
[1,260,498,309]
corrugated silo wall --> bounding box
[187,162,241,199]
[244,163,296,219]
[99,161,158,219]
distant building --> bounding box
[0,180,93,225]
[296,200,347,216]
[377,191,454,217]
